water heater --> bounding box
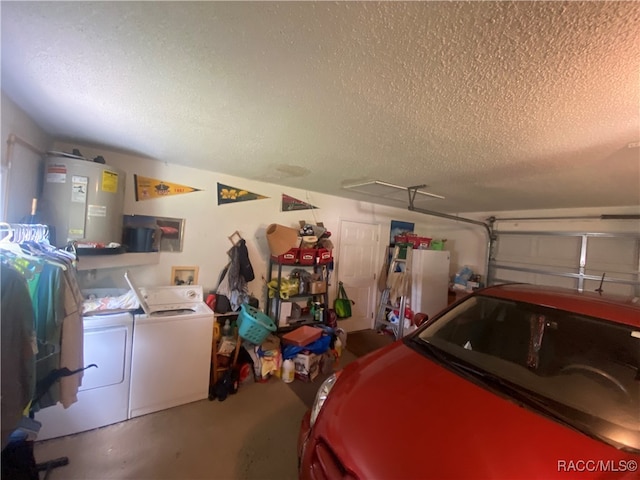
[40,153,126,248]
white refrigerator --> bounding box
[410,250,451,320]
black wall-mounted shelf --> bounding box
[265,258,329,330]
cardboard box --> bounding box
[293,351,320,382]
[307,280,326,294]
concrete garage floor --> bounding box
[35,379,307,480]
[33,347,368,480]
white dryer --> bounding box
[126,273,214,419]
[35,310,133,440]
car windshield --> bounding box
[412,294,640,452]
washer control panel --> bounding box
[140,285,204,308]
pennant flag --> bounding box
[217,182,268,205]
[281,194,318,211]
[135,175,201,201]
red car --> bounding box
[299,284,640,479]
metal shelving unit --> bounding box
[265,258,329,330]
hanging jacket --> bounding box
[235,239,254,282]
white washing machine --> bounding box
[35,309,133,440]
[125,273,214,419]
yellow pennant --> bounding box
[134,175,201,201]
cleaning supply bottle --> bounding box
[334,336,342,357]
[222,319,232,339]
[282,359,295,383]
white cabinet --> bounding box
[35,312,133,440]
[411,250,451,320]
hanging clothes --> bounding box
[32,262,63,408]
[1,263,36,449]
[58,264,84,408]
[217,237,256,312]
[235,239,255,282]
[0,225,84,412]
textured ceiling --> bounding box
[1,1,639,213]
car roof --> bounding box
[476,283,640,328]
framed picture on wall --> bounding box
[171,266,199,286]
[390,220,414,245]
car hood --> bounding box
[315,341,637,479]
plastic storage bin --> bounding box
[238,303,277,344]
[271,248,299,264]
[281,326,323,347]
[298,248,316,265]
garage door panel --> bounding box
[492,230,639,294]
[536,236,581,268]
[494,269,576,288]
[496,235,580,269]
[497,262,581,275]
[584,269,637,282]
[583,279,634,296]
[586,237,638,274]
[533,275,576,289]
[584,269,638,295]
[494,268,533,284]
[496,236,535,259]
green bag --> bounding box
[334,281,355,319]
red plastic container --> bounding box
[316,248,333,264]
[282,325,323,347]
[413,237,432,249]
[298,248,316,265]
[271,247,299,264]
[394,234,431,249]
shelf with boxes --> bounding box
[265,249,332,331]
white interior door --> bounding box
[336,220,381,332]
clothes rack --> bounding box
[1,223,84,479]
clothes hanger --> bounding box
[0,224,68,271]
[15,223,75,266]
[0,225,32,258]
[0,222,13,243]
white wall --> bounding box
[1,93,53,222]
[3,98,637,308]
[58,139,636,308]
[53,141,475,309]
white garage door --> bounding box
[490,231,640,296]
